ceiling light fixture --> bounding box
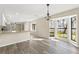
[46,4,50,21]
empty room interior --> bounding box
[0,4,79,54]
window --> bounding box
[32,24,36,31]
[49,20,55,37]
[71,16,77,42]
[57,19,68,38]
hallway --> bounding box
[0,32,79,54]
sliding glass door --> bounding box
[57,19,68,39]
[71,16,77,42]
[49,15,77,46]
[49,20,55,37]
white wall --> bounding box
[24,22,30,31]
[31,18,49,39]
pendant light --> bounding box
[46,4,50,21]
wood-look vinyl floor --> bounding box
[0,37,79,54]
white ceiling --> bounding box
[52,4,79,14]
[0,4,79,22]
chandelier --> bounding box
[46,4,50,21]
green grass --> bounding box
[50,31,76,42]
[57,32,67,38]
[72,32,76,42]
[57,31,76,42]
[50,32,54,37]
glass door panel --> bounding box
[49,20,55,37]
[71,16,77,42]
[57,19,68,39]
